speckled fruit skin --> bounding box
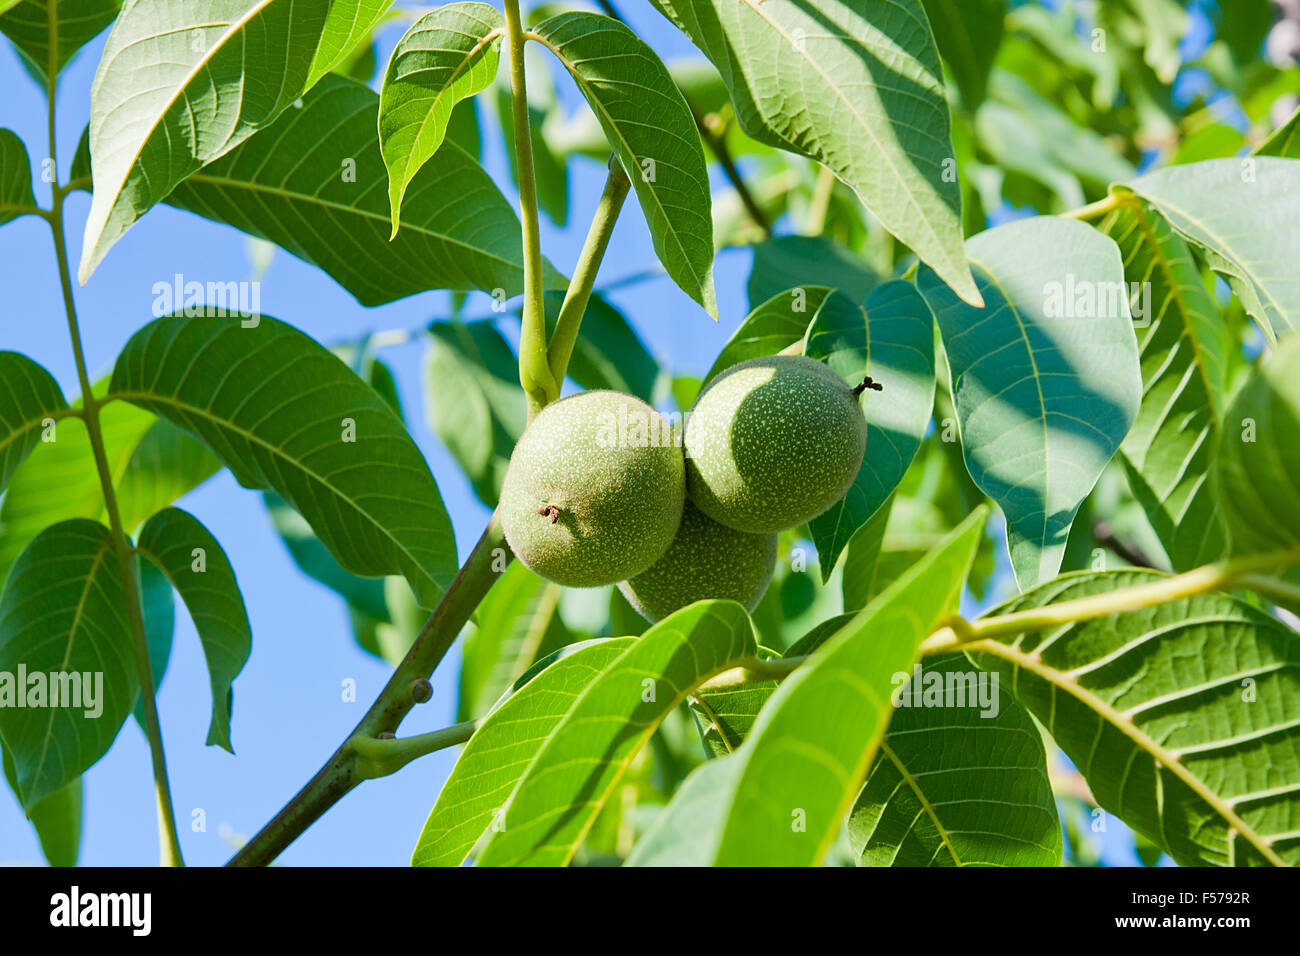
[500,390,685,587]
[684,355,866,533]
[618,500,777,622]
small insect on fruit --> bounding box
[683,355,871,533]
[499,390,685,587]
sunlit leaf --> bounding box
[534,11,716,317]
[413,638,634,867]
[378,2,503,236]
[653,0,978,305]
[971,570,1300,866]
[918,216,1141,589]
[108,313,458,610]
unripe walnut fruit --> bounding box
[500,390,685,587]
[683,355,867,532]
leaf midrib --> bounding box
[735,0,954,277]
[1126,202,1221,424]
[105,390,435,596]
[178,167,526,274]
[974,638,1286,866]
[31,532,114,799]
[879,738,964,865]
[89,0,278,233]
[390,23,503,192]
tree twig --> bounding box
[226,518,509,866]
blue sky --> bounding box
[0,2,1158,866]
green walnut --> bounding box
[618,500,778,623]
[499,390,685,587]
[683,355,869,532]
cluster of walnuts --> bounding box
[500,355,872,622]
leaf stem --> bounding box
[350,720,479,780]
[1060,192,1130,221]
[504,0,557,418]
[695,655,806,692]
[226,516,509,866]
[921,548,1300,655]
[700,549,1300,692]
[546,159,630,387]
[42,12,184,866]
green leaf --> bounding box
[0,402,220,588]
[628,507,987,866]
[542,292,658,402]
[79,0,333,280]
[0,0,119,86]
[2,742,81,866]
[114,419,223,528]
[424,319,526,508]
[918,216,1141,589]
[108,313,458,610]
[689,678,776,760]
[445,97,482,160]
[306,0,393,88]
[841,493,893,612]
[0,352,67,493]
[625,753,741,866]
[746,236,878,312]
[257,347,416,654]
[975,71,1136,210]
[1256,105,1300,159]
[1103,200,1228,570]
[135,508,251,751]
[1215,0,1272,66]
[161,75,559,306]
[1215,333,1300,555]
[474,600,757,866]
[653,0,979,305]
[704,286,830,385]
[0,130,37,224]
[379,2,504,237]
[413,637,635,867]
[1122,158,1300,344]
[920,0,1004,108]
[131,554,174,731]
[533,11,717,317]
[971,569,1300,866]
[805,282,936,579]
[847,652,1061,866]
[0,520,135,809]
[457,561,571,722]
[688,617,847,758]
